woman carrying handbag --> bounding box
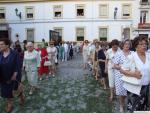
[0,38,24,113]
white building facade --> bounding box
[0,0,148,43]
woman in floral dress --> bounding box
[23,42,41,95]
[105,39,120,102]
[113,39,132,113]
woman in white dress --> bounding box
[23,42,41,95]
[46,41,57,77]
[105,39,120,102]
[82,40,89,69]
[120,36,150,112]
[113,39,132,113]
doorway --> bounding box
[139,34,148,38]
[0,30,9,39]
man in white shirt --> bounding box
[63,42,68,61]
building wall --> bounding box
[0,0,140,42]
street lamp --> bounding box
[114,7,118,19]
[15,8,22,19]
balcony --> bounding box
[138,23,150,29]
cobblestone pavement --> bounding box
[0,54,116,113]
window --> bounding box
[0,7,5,20]
[26,7,34,19]
[122,28,130,39]
[141,0,149,3]
[54,27,63,42]
[140,11,148,23]
[26,28,34,42]
[76,5,85,17]
[53,5,63,18]
[140,0,150,5]
[76,27,85,41]
[122,4,131,18]
[99,28,108,41]
[142,0,148,2]
[99,4,108,18]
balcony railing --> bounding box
[138,23,150,29]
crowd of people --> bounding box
[0,38,82,113]
[82,36,150,113]
[0,35,150,113]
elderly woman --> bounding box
[105,39,120,102]
[120,36,150,112]
[93,41,101,80]
[46,41,57,77]
[36,44,49,80]
[82,40,89,69]
[23,42,41,95]
[113,39,132,113]
[97,43,106,89]
[0,38,23,113]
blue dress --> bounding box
[98,49,106,78]
[0,49,21,98]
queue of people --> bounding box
[82,36,150,113]
[0,36,150,113]
[0,38,81,113]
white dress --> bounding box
[82,45,89,63]
[106,48,120,88]
[88,44,95,58]
[23,50,41,86]
[46,46,57,65]
[113,51,133,96]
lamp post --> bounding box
[15,8,22,20]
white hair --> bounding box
[26,42,33,47]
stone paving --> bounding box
[0,54,116,113]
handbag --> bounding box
[120,52,141,85]
[44,60,51,66]
[13,81,24,98]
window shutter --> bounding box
[27,7,33,14]
[77,28,84,37]
[99,5,107,16]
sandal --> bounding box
[108,96,113,103]
[19,92,25,105]
[6,104,13,113]
[119,107,124,113]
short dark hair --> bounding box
[23,40,27,44]
[133,35,148,49]
[84,40,88,43]
[0,38,11,47]
[111,39,119,46]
